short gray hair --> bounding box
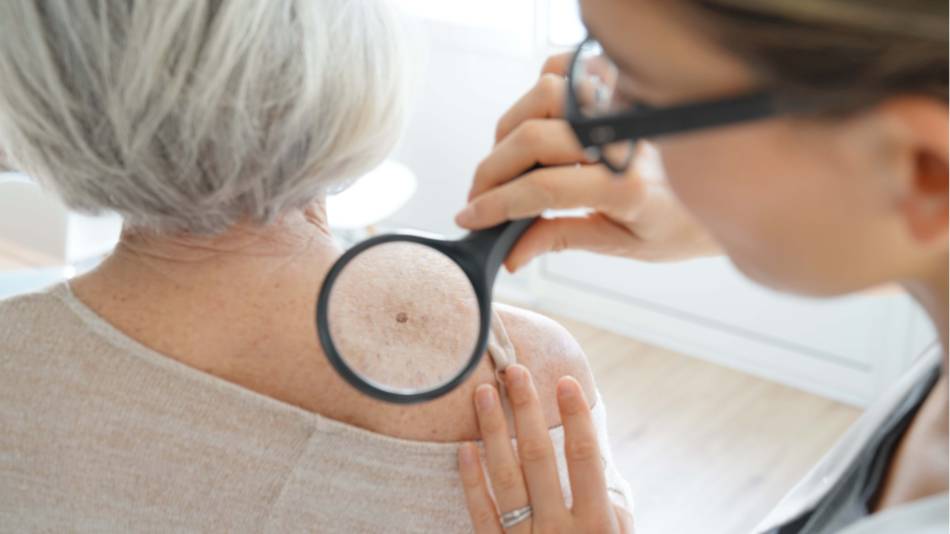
[0,0,410,234]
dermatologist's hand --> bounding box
[458,365,634,533]
[455,54,719,272]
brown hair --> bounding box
[681,0,948,111]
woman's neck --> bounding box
[67,203,498,442]
[69,201,343,387]
[102,201,340,287]
[902,251,949,362]
[876,251,950,511]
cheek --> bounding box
[656,130,777,251]
[653,123,877,295]
[657,140,730,219]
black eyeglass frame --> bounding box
[565,36,786,174]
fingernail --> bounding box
[557,377,577,400]
[475,384,496,412]
[506,365,527,388]
[455,205,476,226]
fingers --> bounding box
[613,502,637,534]
[490,52,571,146]
[503,214,640,272]
[457,164,646,230]
[540,53,573,76]
[494,73,568,146]
[465,369,622,533]
[458,443,504,534]
[473,384,531,520]
[503,365,566,523]
[557,376,612,523]
[471,120,589,201]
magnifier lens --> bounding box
[325,241,481,395]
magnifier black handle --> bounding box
[455,162,543,287]
[457,217,536,288]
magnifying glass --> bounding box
[316,217,535,404]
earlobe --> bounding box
[881,97,949,244]
[900,150,949,243]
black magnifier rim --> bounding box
[316,233,493,404]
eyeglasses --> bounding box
[565,37,783,174]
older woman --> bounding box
[0,1,632,532]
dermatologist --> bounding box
[453,1,948,533]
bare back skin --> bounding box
[69,224,597,443]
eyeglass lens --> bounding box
[571,39,636,172]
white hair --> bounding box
[0,0,410,234]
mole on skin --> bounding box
[396,312,408,323]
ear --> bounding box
[881,97,949,244]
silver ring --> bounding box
[500,504,532,529]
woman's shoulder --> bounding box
[0,283,74,350]
[348,301,598,442]
[492,303,598,424]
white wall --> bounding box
[0,173,121,264]
[388,26,543,236]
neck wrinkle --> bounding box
[116,201,337,265]
[92,201,341,295]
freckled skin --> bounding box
[327,242,482,390]
[317,242,599,441]
[74,233,600,444]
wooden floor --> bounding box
[547,311,860,534]
[0,239,861,533]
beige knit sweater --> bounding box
[0,283,632,533]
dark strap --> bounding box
[765,363,942,534]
